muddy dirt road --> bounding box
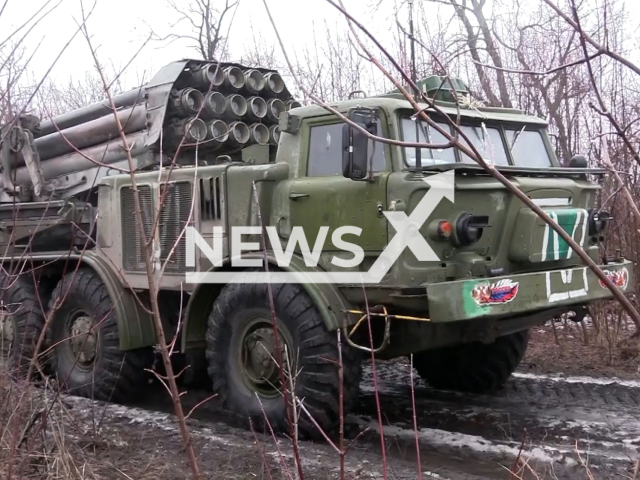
[63,361,640,479]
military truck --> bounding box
[0,59,633,436]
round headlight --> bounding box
[588,209,611,236]
[455,213,489,246]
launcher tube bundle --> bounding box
[0,60,298,203]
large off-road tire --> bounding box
[0,273,47,378]
[413,330,529,393]
[206,279,362,437]
[48,268,153,402]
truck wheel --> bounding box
[206,280,362,437]
[0,274,47,378]
[413,330,529,393]
[49,268,153,402]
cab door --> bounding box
[286,116,390,254]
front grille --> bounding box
[159,181,193,272]
[121,185,153,271]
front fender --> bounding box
[181,253,354,352]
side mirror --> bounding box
[342,108,377,180]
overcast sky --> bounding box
[3,0,402,88]
[3,0,640,93]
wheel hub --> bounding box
[240,320,293,398]
[69,315,97,366]
[245,328,281,384]
[0,312,14,359]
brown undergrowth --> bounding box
[0,370,270,480]
[522,311,640,379]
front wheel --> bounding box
[48,268,153,402]
[206,279,362,437]
[413,330,529,393]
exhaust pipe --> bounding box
[243,69,266,95]
[227,121,250,147]
[191,63,224,88]
[244,96,267,122]
[203,91,227,118]
[264,72,285,96]
[269,125,280,145]
[249,123,269,145]
[225,94,248,119]
[169,88,205,117]
[166,117,207,144]
[206,120,229,145]
[266,98,285,122]
[223,66,245,90]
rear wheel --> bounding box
[206,278,362,437]
[0,273,47,378]
[413,330,529,393]
[49,268,153,402]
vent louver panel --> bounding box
[159,181,193,272]
[121,182,194,273]
[199,176,222,220]
[121,185,153,272]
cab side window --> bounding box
[307,120,387,176]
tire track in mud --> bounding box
[355,362,640,478]
[115,361,640,479]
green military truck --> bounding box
[0,59,633,435]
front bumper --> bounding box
[427,260,634,322]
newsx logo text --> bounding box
[184,171,454,284]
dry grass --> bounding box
[0,368,272,480]
[522,313,640,379]
[0,373,81,479]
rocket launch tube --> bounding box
[0,130,149,188]
[34,105,147,162]
[37,87,145,137]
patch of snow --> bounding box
[359,383,397,395]
[374,421,638,465]
[623,436,640,445]
[62,395,392,477]
[555,435,640,453]
[424,471,443,478]
[375,422,578,466]
[513,372,640,389]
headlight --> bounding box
[588,209,611,236]
[455,213,489,246]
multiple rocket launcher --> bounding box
[33,63,300,160]
[0,61,300,202]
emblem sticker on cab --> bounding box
[471,279,519,306]
[598,267,629,290]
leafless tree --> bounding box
[160,0,238,61]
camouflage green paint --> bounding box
[2,58,635,361]
[26,71,633,350]
[430,260,634,321]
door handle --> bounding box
[289,192,309,200]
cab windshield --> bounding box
[401,118,553,168]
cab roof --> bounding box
[289,96,548,126]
